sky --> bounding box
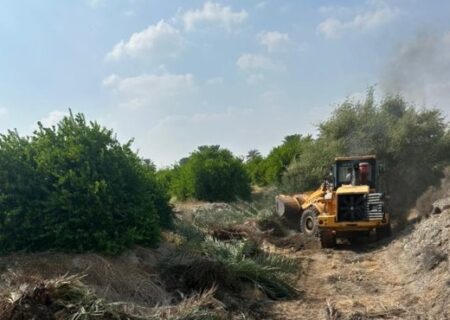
[0,0,449,166]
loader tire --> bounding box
[376,223,392,241]
[320,230,336,248]
[300,208,318,237]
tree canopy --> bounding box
[242,91,449,219]
[0,112,171,254]
[163,145,251,202]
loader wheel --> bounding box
[319,230,336,248]
[300,208,318,237]
[376,223,392,241]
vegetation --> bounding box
[244,149,266,186]
[0,273,225,320]
[163,145,251,202]
[238,91,449,220]
[153,91,449,222]
[259,134,316,186]
[164,220,298,300]
[0,112,171,255]
[0,91,447,255]
[318,91,450,219]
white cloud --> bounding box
[236,53,284,71]
[258,31,290,52]
[317,3,400,39]
[182,2,248,31]
[106,20,183,61]
[103,73,196,110]
[39,110,69,128]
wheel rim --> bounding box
[305,216,314,233]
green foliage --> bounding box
[318,91,450,219]
[170,145,251,202]
[244,90,449,221]
[244,149,265,186]
[281,139,341,193]
[0,112,171,254]
[261,134,314,185]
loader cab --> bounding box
[332,155,379,190]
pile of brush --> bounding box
[0,274,129,320]
[0,273,225,320]
[165,221,299,303]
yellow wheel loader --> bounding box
[275,155,391,248]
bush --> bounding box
[171,145,251,202]
[0,112,170,254]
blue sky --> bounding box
[1,0,449,166]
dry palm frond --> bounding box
[0,273,226,320]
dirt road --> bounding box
[265,234,448,320]
[175,201,449,319]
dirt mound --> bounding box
[398,205,449,272]
[415,167,450,218]
[380,199,450,319]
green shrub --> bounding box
[0,112,170,254]
[171,145,251,202]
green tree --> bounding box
[261,134,314,185]
[319,92,450,220]
[0,112,170,254]
[171,145,251,202]
[244,149,265,186]
[281,139,341,193]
